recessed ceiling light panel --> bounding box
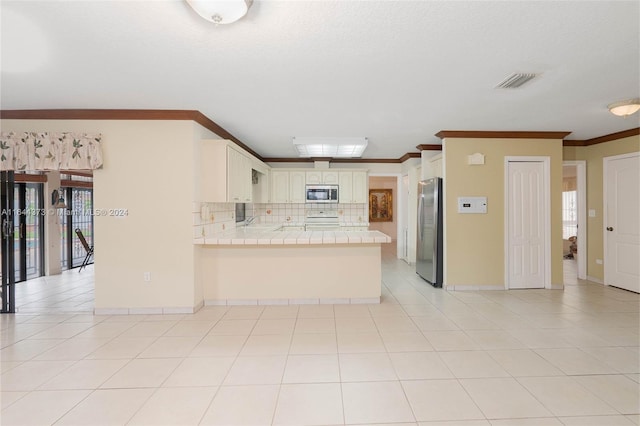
[293,137,368,158]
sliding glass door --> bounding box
[60,187,93,270]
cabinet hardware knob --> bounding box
[606,227,614,231]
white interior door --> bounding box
[604,152,640,293]
[506,159,549,289]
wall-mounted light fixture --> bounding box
[51,189,67,209]
[185,0,253,24]
[608,98,640,117]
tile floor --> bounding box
[1,251,639,425]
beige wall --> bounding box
[2,119,218,312]
[444,138,564,288]
[368,176,398,239]
[563,134,640,281]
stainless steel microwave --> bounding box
[305,185,339,203]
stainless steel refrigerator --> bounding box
[417,177,443,287]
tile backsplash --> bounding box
[193,202,367,238]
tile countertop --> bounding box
[194,229,391,245]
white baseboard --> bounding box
[95,304,202,315]
[547,283,564,290]
[203,297,381,306]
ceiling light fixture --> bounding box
[608,99,640,117]
[185,0,252,24]
[293,137,368,158]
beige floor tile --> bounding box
[39,359,128,390]
[446,313,500,330]
[417,421,490,426]
[128,386,218,425]
[389,352,454,380]
[439,351,510,378]
[29,322,95,339]
[381,331,434,352]
[334,304,372,318]
[298,305,335,318]
[335,316,378,333]
[137,336,201,358]
[251,318,296,335]
[339,352,397,382]
[163,320,215,337]
[0,389,90,426]
[423,331,481,351]
[55,388,154,426]
[0,338,66,361]
[200,384,279,425]
[222,306,264,320]
[368,303,408,317]
[573,375,640,414]
[100,358,181,388]
[518,376,618,416]
[460,377,552,419]
[33,337,111,361]
[0,391,27,410]
[487,349,564,377]
[506,329,573,349]
[208,319,257,335]
[74,322,134,339]
[0,361,23,374]
[163,357,235,387]
[85,337,156,359]
[283,354,340,383]
[273,383,344,425]
[289,333,337,355]
[260,305,299,319]
[240,334,292,355]
[627,374,640,383]
[223,355,287,385]
[579,347,640,374]
[402,379,484,422]
[465,330,526,350]
[295,318,336,333]
[534,348,620,375]
[342,381,415,424]
[374,316,420,333]
[558,415,637,425]
[0,360,75,391]
[189,335,247,357]
[184,307,227,322]
[337,332,386,353]
[489,418,563,425]
[627,414,640,425]
[118,321,177,337]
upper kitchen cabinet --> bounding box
[199,140,260,203]
[306,170,339,185]
[270,170,307,203]
[339,170,368,203]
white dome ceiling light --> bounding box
[608,99,640,117]
[185,0,252,25]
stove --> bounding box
[305,210,340,231]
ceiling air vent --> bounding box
[495,73,537,89]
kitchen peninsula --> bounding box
[196,228,391,305]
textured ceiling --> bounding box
[1,1,639,159]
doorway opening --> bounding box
[562,161,586,282]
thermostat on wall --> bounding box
[457,197,487,214]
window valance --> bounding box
[0,132,103,171]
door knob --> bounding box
[606,227,614,231]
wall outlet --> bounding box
[143,272,151,282]
[595,259,603,265]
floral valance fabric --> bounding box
[0,132,103,171]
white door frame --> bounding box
[563,160,587,280]
[603,151,640,287]
[504,156,552,289]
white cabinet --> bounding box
[306,170,339,185]
[339,170,368,203]
[270,170,289,203]
[289,171,306,203]
[270,170,306,203]
[200,140,252,203]
[227,147,252,202]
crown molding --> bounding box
[0,108,262,161]
[435,130,572,139]
[416,144,442,151]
